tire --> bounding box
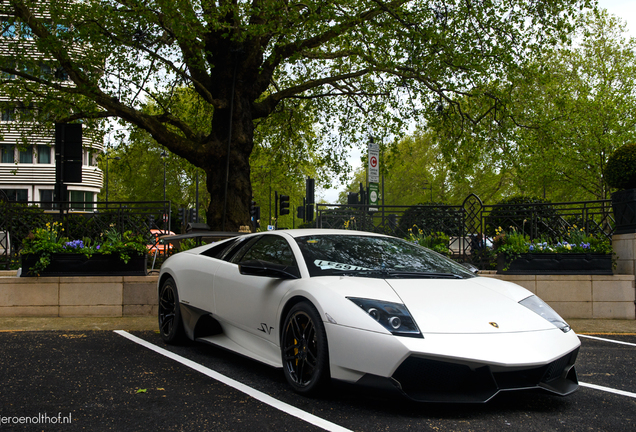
[158,277,187,344]
[281,301,330,394]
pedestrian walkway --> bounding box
[0,316,634,334]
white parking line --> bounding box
[578,334,636,347]
[114,330,353,432]
[580,382,636,399]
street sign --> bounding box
[368,182,379,208]
[368,143,379,184]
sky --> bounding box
[318,0,636,204]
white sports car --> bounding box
[158,229,580,402]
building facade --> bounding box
[0,7,103,208]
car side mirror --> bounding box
[239,260,299,279]
[461,262,479,274]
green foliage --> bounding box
[21,223,147,275]
[428,9,636,202]
[486,196,558,237]
[176,238,199,253]
[494,226,612,257]
[397,204,462,237]
[493,228,531,259]
[405,228,450,257]
[605,143,636,190]
[339,129,519,207]
[1,1,592,229]
[0,202,53,253]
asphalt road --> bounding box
[0,330,634,431]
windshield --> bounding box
[295,235,476,279]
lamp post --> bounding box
[160,151,168,202]
[105,152,121,203]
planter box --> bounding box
[21,254,147,277]
[611,188,636,235]
[497,253,613,275]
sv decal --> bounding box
[257,323,274,334]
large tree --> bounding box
[1,0,591,229]
[430,9,636,202]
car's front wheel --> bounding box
[158,277,187,344]
[281,301,330,394]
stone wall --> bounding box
[480,273,635,320]
[1,272,634,319]
[0,276,158,317]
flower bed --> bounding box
[20,222,148,277]
[493,226,613,275]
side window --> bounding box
[224,236,259,262]
[235,235,297,267]
[200,237,242,259]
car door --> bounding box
[212,234,300,344]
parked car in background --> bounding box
[148,229,175,255]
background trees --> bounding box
[428,10,636,203]
[1,0,591,229]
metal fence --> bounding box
[0,200,172,270]
[0,194,617,271]
[317,194,615,269]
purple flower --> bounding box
[64,240,85,249]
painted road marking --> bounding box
[116,330,636,416]
[580,382,636,399]
[114,330,353,432]
[579,334,636,347]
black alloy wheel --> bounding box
[158,277,187,344]
[281,301,330,394]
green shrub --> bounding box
[605,143,636,190]
[397,203,462,237]
[486,195,558,238]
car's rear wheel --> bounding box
[281,301,330,394]
[158,277,187,344]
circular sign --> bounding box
[370,156,378,168]
[370,191,378,202]
[162,213,168,222]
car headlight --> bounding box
[519,295,571,333]
[348,297,423,338]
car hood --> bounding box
[386,277,556,334]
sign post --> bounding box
[368,141,379,211]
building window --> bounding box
[1,107,15,121]
[37,145,51,164]
[1,145,14,163]
[83,149,97,166]
[19,146,33,163]
[70,191,94,211]
[0,189,28,202]
[39,189,54,209]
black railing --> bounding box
[0,200,172,270]
[317,194,615,269]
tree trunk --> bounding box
[204,148,253,232]
[203,88,256,232]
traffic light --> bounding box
[305,203,314,222]
[179,207,186,225]
[250,200,260,229]
[279,195,290,215]
[306,177,315,204]
[297,205,305,220]
[188,208,197,223]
